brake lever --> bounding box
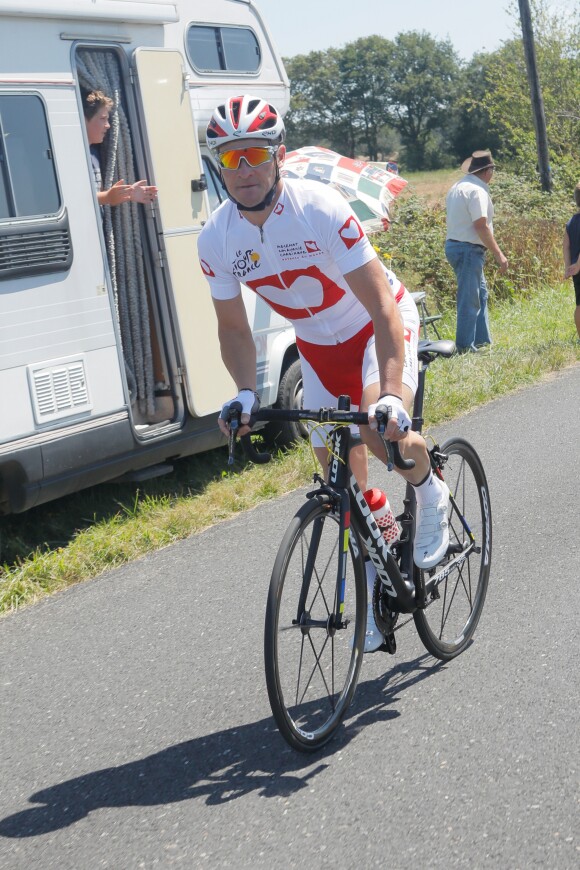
[375,404,415,472]
[227,401,242,466]
[384,439,395,472]
[376,417,395,471]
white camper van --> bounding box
[0,0,301,515]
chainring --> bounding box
[372,580,399,653]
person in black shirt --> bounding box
[563,181,580,339]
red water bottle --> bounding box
[363,488,401,547]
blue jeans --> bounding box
[445,240,492,352]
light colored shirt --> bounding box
[198,178,383,346]
[445,173,494,244]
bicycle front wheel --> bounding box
[414,437,492,661]
[264,498,366,752]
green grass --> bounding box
[1,281,578,615]
[400,168,460,202]
[423,285,579,424]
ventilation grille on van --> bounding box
[30,360,92,423]
[0,227,73,279]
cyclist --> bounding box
[198,95,450,650]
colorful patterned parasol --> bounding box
[281,146,407,234]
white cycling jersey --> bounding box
[198,178,409,340]
[198,177,419,409]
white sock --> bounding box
[413,470,443,506]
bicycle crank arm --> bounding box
[424,543,475,594]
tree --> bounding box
[382,32,461,169]
[281,5,579,177]
[285,32,461,168]
[336,36,393,160]
[283,50,356,153]
[479,0,579,187]
[284,38,396,158]
[448,52,503,163]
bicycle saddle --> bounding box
[418,339,456,360]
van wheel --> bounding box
[265,358,307,449]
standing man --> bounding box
[445,150,508,353]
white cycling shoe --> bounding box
[351,603,384,654]
[414,481,450,570]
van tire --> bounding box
[265,358,307,449]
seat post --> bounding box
[412,364,427,433]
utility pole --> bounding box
[518,0,552,191]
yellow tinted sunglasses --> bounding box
[217,145,278,171]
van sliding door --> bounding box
[133,48,235,417]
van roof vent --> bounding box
[29,358,92,424]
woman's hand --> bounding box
[104,179,132,206]
[130,179,158,204]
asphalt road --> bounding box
[1,365,579,869]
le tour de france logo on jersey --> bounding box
[232,248,261,280]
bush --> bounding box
[373,170,575,310]
[373,194,451,305]
[481,172,570,302]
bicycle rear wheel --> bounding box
[264,497,366,751]
[414,437,492,661]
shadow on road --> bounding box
[0,653,443,837]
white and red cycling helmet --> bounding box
[206,94,285,151]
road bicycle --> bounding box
[229,338,492,752]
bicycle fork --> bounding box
[294,489,353,634]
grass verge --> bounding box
[402,168,460,203]
[1,282,578,615]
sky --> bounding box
[255,0,572,61]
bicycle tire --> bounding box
[413,437,492,661]
[264,497,366,751]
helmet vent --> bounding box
[231,98,242,128]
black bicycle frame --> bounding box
[325,397,417,615]
[239,347,464,617]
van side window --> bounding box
[0,94,71,280]
[186,25,261,73]
[0,95,61,219]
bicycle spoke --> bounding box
[414,438,491,660]
[298,633,334,708]
[265,501,365,750]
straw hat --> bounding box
[461,150,495,174]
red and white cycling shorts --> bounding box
[299,286,420,447]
